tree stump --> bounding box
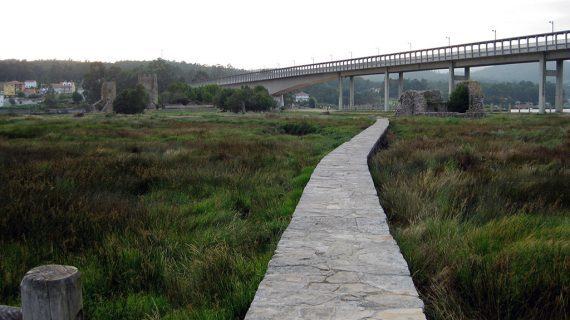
[20,265,83,320]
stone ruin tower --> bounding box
[90,81,116,113]
[459,80,485,114]
[138,74,159,109]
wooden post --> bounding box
[20,265,83,320]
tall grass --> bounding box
[0,111,373,319]
[370,115,569,320]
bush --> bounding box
[8,98,16,106]
[43,93,58,108]
[447,83,469,113]
[279,122,318,135]
[113,85,149,114]
[308,97,317,108]
[213,86,276,113]
[72,91,83,104]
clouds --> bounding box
[2,0,569,69]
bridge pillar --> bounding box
[384,71,390,111]
[448,62,455,96]
[464,67,470,80]
[555,60,564,113]
[349,76,355,108]
[398,72,404,99]
[538,54,546,114]
[338,74,343,111]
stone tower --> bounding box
[137,74,159,109]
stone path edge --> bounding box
[244,118,426,320]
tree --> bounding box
[448,83,469,113]
[113,85,149,114]
[8,98,16,106]
[164,82,191,105]
[213,86,276,113]
[43,92,58,108]
[72,91,83,104]
[16,91,25,98]
[146,58,175,92]
[83,62,106,103]
[308,97,317,108]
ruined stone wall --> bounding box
[138,74,159,109]
[461,80,485,113]
[395,90,444,116]
[89,81,115,113]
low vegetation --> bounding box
[113,85,149,114]
[0,110,372,319]
[369,114,569,320]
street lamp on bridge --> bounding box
[408,42,412,50]
[446,36,451,46]
[549,20,554,32]
[491,29,497,40]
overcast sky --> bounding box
[2,0,569,69]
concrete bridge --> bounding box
[195,30,570,113]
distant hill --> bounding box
[471,62,570,83]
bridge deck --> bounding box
[245,119,425,320]
[198,30,570,87]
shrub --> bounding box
[213,86,276,113]
[72,91,83,104]
[308,97,317,108]
[447,83,469,113]
[279,122,318,135]
[113,85,149,114]
[43,93,58,107]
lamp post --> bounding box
[376,47,380,55]
[491,29,497,40]
[311,57,315,64]
[549,20,554,32]
[408,42,412,50]
[446,36,450,46]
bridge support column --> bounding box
[384,71,390,111]
[465,67,470,80]
[555,60,564,113]
[338,74,343,111]
[398,72,404,99]
[538,54,546,114]
[349,76,355,108]
[448,62,455,96]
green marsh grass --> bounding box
[370,114,569,320]
[0,111,373,319]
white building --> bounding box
[24,80,37,89]
[0,94,4,107]
[294,92,310,102]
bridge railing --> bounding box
[199,30,569,86]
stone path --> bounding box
[245,119,425,320]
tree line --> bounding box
[161,82,276,112]
[0,59,241,95]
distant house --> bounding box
[0,94,4,107]
[294,92,310,103]
[24,81,38,96]
[24,80,37,89]
[3,81,24,97]
[51,81,76,94]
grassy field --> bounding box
[0,110,373,319]
[370,114,569,320]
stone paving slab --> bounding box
[245,119,426,320]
